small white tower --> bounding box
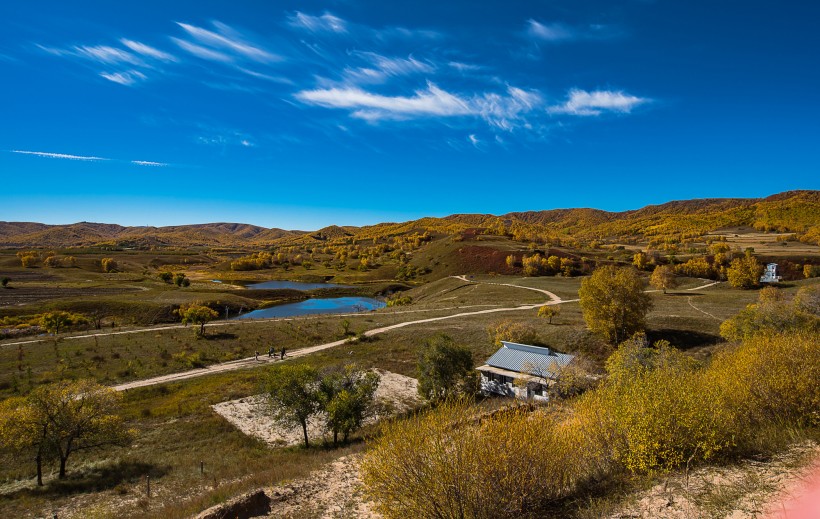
[760,263,782,283]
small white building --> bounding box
[477,341,575,401]
[760,263,782,283]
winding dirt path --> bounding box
[113,277,568,391]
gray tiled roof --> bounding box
[485,341,574,378]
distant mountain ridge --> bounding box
[1,190,818,248]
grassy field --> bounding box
[1,243,818,518]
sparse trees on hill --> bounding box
[579,265,652,344]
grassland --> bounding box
[1,197,819,517]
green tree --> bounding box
[179,304,219,335]
[579,265,653,344]
[726,253,763,289]
[318,365,380,444]
[158,271,173,283]
[265,364,321,448]
[173,272,187,287]
[1,277,9,288]
[417,334,477,401]
[650,265,678,294]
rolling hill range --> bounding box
[1,190,818,248]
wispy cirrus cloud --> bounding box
[11,150,107,161]
[120,39,177,62]
[171,38,233,63]
[131,160,167,167]
[343,52,434,84]
[288,12,348,34]
[296,82,542,130]
[526,20,576,42]
[175,22,279,63]
[100,70,146,86]
[549,89,648,116]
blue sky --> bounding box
[2,1,818,230]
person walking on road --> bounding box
[280,346,286,360]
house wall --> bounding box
[480,373,549,402]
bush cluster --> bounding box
[361,330,819,518]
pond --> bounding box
[235,296,385,319]
[244,280,350,291]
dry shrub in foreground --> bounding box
[361,331,819,518]
[361,399,609,519]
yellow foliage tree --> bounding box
[579,266,652,344]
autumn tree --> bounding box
[100,257,117,273]
[0,397,53,485]
[0,381,133,483]
[726,252,764,289]
[579,265,653,344]
[417,334,477,401]
[487,319,538,347]
[318,365,380,444]
[265,364,321,448]
[179,304,219,335]
[633,252,649,270]
[537,305,560,324]
[40,311,86,335]
[650,265,678,294]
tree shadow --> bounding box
[647,329,722,350]
[201,332,238,341]
[1,460,169,499]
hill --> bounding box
[1,190,817,248]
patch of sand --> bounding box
[211,370,420,447]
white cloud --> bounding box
[448,61,483,72]
[176,22,278,62]
[296,82,542,129]
[344,52,434,84]
[468,134,480,147]
[74,45,144,65]
[100,70,147,86]
[238,68,294,85]
[549,89,647,116]
[171,37,233,62]
[526,20,575,42]
[120,39,177,62]
[296,82,472,120]
[288,12,348,33]
[12,150,107,161]
[131,160,167,167]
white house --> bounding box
[477,341,575,401]
[760,263,782,283]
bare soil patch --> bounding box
[211,370,420,447]
[610,441,820,519]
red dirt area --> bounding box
[455,245,517,275]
